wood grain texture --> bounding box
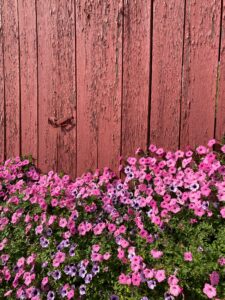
[0,1,5,162]
[18,0,37,161]
[37,0,76,177]
[2,0,20,158]
[1,0,225,175]
[122,0,151,158]
[150,0,184,151]
[216,1,225,141]
[180,0,221,148]
[76,0,122,175]
[76,0,98,176]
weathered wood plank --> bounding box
[97,0,122,172]
[18,0,38,162]
[0,1,5,162]
[76,0,122,175]
[216,1,225,142]
[2,0,20,158]
[37,0,76,177]
[180,0,221,148]
[76,1,98,175]
[150,0,184,150]
[122,0,151,157]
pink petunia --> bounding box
[155,270,166,282]
[26,254,36,265]
[168,275,179,286]
[169,284,182,297]
[131,273,141,286]
[91,253,102,262]
[1,254,9,263]
[92,244,100,252]
[184,252,193,261]
[149,144,157,152]
[119,273,128,285]
[48,215,57,225]
[218,257,225,266]
[120,239,129,248]
[53,251,66,267]
[127,157,137,165]
[150,249,163,259]
[4,290,12,297]
[103,252,111,260]
[51,199,58,207]
[207,139,216,147]
[210,271,220,286]
[41,277,48,286]
[35,225,43,235]
[117,248,125,260]
[17,257,25,267]
[220,207,225,218]
[221,145,225,153]
[67,289,74,299]
[196,146,207,155]
[107,223,116,232]
[59,218,67,228]
[143,268,154,279]
[203,283,217,299]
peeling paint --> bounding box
[0,0,224,177]
[181,0,221,147]
[151,0,184,151]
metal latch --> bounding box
[48,116,75,132]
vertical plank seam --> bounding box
[16,0,22,157]
[96,119,99,169]
[96,3,99,172]
[120,0,124,165]
[96,0,99,171]
[35,0,39,166]
[56,133,59,172]
[1,3,6,161]
[147,0,154,148]
[218,0,224,62]
[74,0,77,178]
[178,0,187,149]
[55,4,59,174]
[214,0,223,140]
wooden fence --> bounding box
[0,0,225,177]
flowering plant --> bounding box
[0,139,225,299]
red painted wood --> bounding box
[216,1,225,141]
[180,0,221,148]
[97,1,122,173]
[2,0,20,158]
[0,1,5,162]
[150,0,184,151]
[55,2,76,178]
[122,0,151,157]
[1,1,225,175]
[76,1,98,175]
[18,0,37,162]
[76,0,122,175]
[37,0,76,177]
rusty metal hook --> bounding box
[48,116,75,132]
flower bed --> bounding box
[0,140,225,299]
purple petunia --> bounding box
[52,270,61,280]
[85,273,93,284]
[79,284,86,295]
[110,295,119,300]
[147,280,157,290]
[47,291,55,300]
[40,236,49,248]
[79,267,87,278]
